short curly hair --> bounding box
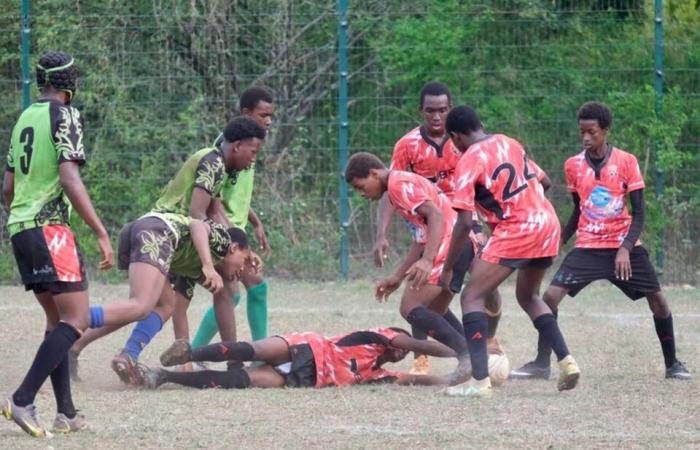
[344,152,385,183]
[239,86,274,112]
[577,101,613,129]
[36,52,78,99]
[222,116,267,143]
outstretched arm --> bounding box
[390,333,457,358]
[395,373,448,386]
[189,219,223,294]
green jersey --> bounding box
[222,167,255,229]
[153,147,231,216]
[6,100,86,236]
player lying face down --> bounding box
[145,327,457,389]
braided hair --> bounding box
[36,51,79,102]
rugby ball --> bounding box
[488,353,510,387]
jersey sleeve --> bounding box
[53,104,86,165]
[389,139,411,171]
[564,159,578,193]
[451,152,483,211]
[529,158,546,181]
[194,151,226,196]
[387,174,431,215]
[625,153,645,192]
[207,220,232,260]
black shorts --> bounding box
[499,256,553,270]
[117,217,177,275]
[11,225,87,294]
[168,273,197,301]
[550,246,661,300]
[273,343,317,388]
[449,243,477,294]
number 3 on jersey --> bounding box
[491,155,536,201]
[19,126,34,174]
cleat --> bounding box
[110,351,146,386]
[160,339,192,367]
[68,349,82,382]
[1,397,52,438]
[557,355,580,391]
[52,412,88,434]
[444,377,492,398]
[143,368,167,390]
[408,354,430,375]
[509,361,551,380]
[666,361,692,380]
[447,351,472,386]
[487,337,505,355]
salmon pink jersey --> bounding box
[452,134,560,263]
[281,328,403,388]
[386,170,457,283]
[565,146,645,249]
[390,127,462,199]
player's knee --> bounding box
[646,292,669,316]
[542,288,563,310]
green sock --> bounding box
[247,281,268,341]
[191,292,242,349]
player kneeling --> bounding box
[146,327,458,389]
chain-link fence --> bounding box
[1,1,698,283]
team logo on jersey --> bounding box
[606,165,619,178]
[590,186,611,207]
[584,185,623,220]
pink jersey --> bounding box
[452,134,560,262]
[565,146,645,249]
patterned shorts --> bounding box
[117,217,177,276]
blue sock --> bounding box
[89,305,104,328]
[123,312,163,360]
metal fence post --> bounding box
[654,0,665,274]
[21,0,31,109]
[337,0,349,280]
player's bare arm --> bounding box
[248,207,271,258]
[2,171,14,207]
[396,373,449,386]
[391,333,457,358]
[405,201,443,288]
[438,210,474,290]
[206,197,231,227]
[375,242,422,302]
[373,193,395,267]
[189,219,223,294]
[561,193,582,245]
[59,161,114,270]
[190,186,215,221]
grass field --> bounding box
[1,280,698,449]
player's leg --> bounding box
[515,266,579,391]
[144,365,284,390]
[241,269,269,341]
[399,284,468,356]
[161,336,291,367]
[191,282,241,349]
[213,280,237,342]
[485,288,504,354]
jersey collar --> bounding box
[584,143,613,180]
[419,126,450,158]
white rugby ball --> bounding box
[488,353,510,387]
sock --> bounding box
[534,309,556,366]
[463,312,489,380]
[406,306,468,354]
[89,305,104,328]
[162,368,251,389]
[443,310,464,335]
[533,313,569,362]
[191,292,242,349]
[44,331,75,418]
[246,282,268,341]
[123,312,163,360]
[13,322,80,407]
[486,309,501,339]
[654,313,677,368]
[191,341,255,363]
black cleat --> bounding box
[509,361,551,380]
[666,361,692,380]
[143,368,167,390]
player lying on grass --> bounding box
[68,117,264,382]
[373,81,503,375]
[345,153,498,382]
[439,105,579,398]
[68,214,257,384]
[145,327,455,389]
[510,101,691,381]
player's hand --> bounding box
[615,247,632,281]
[373,236,390,268]
[201,264,224,294]
[405,257,432,289]
[375,276,401,303]
[246,252,264,274]
[438,268,453,292]
[97,233,114,271]
[253,222,272,259]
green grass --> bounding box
[1,280,698,449]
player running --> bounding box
[439,105,580,398]
[1,52,114,437]
[146,327,455,389]
[373,82,503,375]
[510,101,691,381]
